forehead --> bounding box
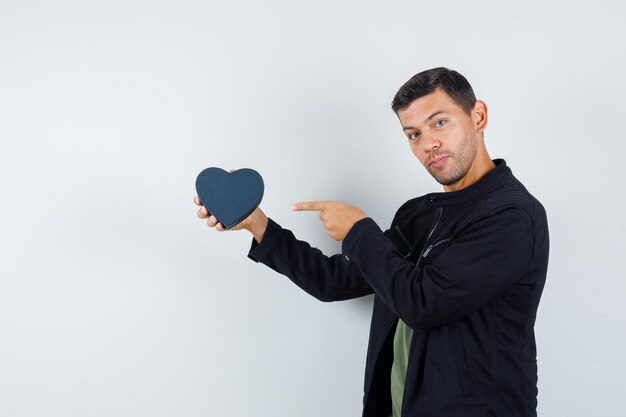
[397,88,465,125]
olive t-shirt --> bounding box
[390,319,413,417]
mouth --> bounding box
[429,155,449,168]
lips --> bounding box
[429,155,449,168]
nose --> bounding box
[422,133,441,153]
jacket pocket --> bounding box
[421,237,451,262]
[384,226,413,259]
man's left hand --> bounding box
[291,200,368,241]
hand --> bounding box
[194,194,269,242]
[291,200,368,241]
[194,195,247,231]
[193,167,268,242]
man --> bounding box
[194,67,549,417]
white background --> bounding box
[1,0,625,416]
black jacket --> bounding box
[248,159,549,417]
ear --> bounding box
[471,100,488,135]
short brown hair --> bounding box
[391,67,477,115]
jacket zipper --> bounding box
[421,238,451,258]
[417,207,443,263]
[399,206,443,416]
[364,207,444,414]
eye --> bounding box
[434,119,447,127]
[408,132,420,141]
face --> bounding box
[397,87,486,190]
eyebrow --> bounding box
[402,110,447,131]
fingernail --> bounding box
[291,204,298,211]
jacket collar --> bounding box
[424,159,511,206]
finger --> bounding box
[194,195,202,206]
[216,222,226,231]
[207,215,218,227]
[292,201,328,212]
[228,168,236,173]
[197,206,209,218]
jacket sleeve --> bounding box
[341,205,536,329]
[247,217,374,302]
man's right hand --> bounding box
[194,195,269,243]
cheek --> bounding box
[409,143,427,164]
[446,126,465,144]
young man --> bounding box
[194,67,549,417]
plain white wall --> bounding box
[1,0,625,416]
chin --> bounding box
[433,172,462,186]
[429,169,449,184]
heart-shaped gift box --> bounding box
[195,167,264,229]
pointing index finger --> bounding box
[292,201,329,212]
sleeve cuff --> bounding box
[247,217,282,263]
[341,217,382,265]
